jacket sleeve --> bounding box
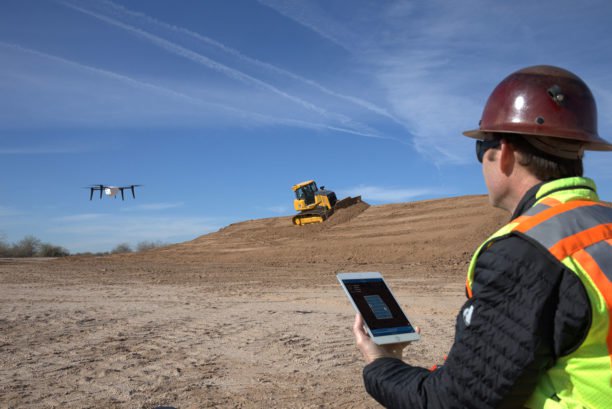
[362,235,590,409]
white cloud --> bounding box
[0,42,233,128]
[253,0,612,165]
[256,0,358,52]
[252,1,485,163]
[370,0,612,165]
[93,0,402,126]
[5,0,610,164]
[0,42,392,140]
[58,0,382,139]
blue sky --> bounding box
[1,0,611,253]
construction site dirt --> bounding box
[0,195,508,408]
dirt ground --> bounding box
[0,195,507,408]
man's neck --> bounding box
[500,173,542,215]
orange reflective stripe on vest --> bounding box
[573,239,612,367]
[550,223,612,260]
[514,201,612,364]
[514,200,600,234]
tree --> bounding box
[12,235,41,257]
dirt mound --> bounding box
[112,195,507,277]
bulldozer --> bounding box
[291,180,361,226]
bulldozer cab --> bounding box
[293,181,318,205]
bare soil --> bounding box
[0,195,507,408]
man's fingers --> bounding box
[353,314,368,341]
[415,326,421,334]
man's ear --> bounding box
[499,140,515,176]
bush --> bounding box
[38,243,70,257]
[111,243,133,254]
[136,240,166,252]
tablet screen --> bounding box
[341,277,415,336]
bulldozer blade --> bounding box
[334,196,362,210]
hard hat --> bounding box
[463,65,612,151]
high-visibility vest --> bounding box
[465,177,612,408]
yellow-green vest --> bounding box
[466,177,612,409]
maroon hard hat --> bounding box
[464,65,612,151]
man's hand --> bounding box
[353,313,419,364]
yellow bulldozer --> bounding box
[291,180,361,225]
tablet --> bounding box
[337,272,419,345]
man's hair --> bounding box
[494,133,583,181]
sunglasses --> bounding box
[476,139,501,163]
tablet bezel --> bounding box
[337,272,420,345]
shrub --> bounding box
[0,235,71,258]
[136,240,166,252]
[38,243,70,257]
[111,243,133,254]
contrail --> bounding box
[256,0,354,53]
[92,0,407,127]
[57,0,383,138]
[0,42,395,141]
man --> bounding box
[352,65,612,408]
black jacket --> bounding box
[363,184,591,409]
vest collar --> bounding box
[511,177,598,220]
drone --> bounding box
[86,184,141,200]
